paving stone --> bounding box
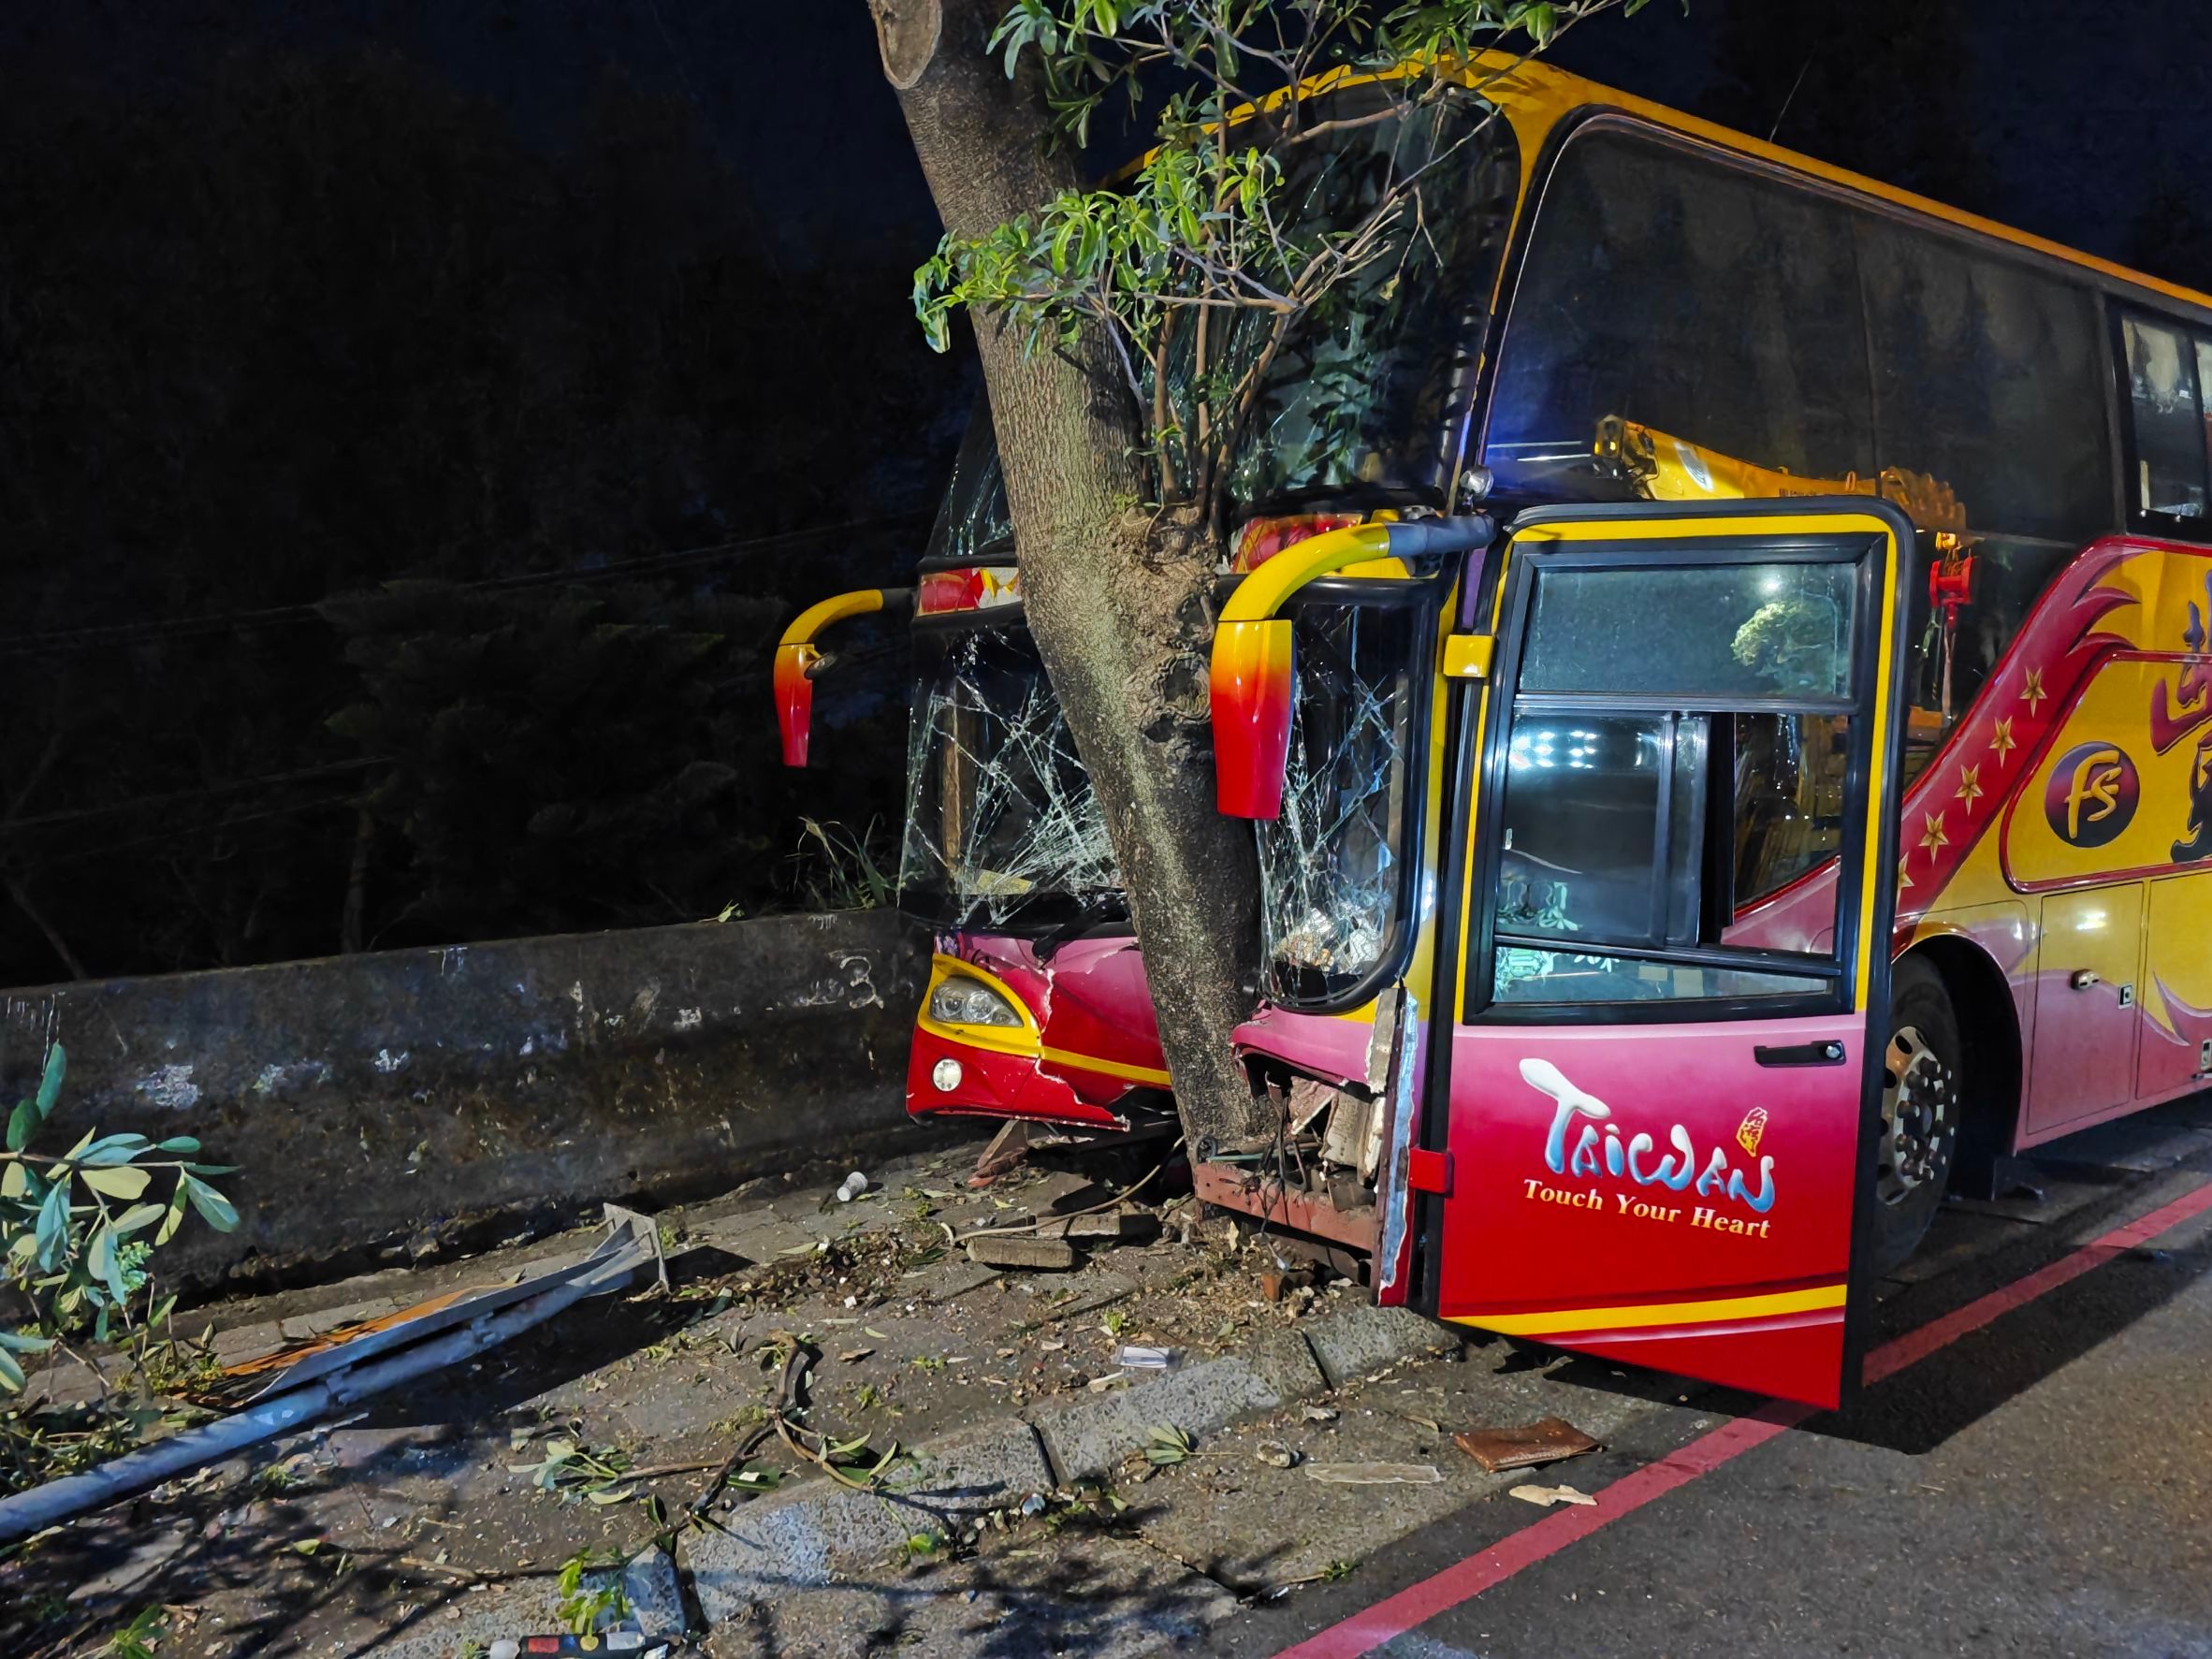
[1031,1346,1313,1482]
[209,1319,285,1363]
[689,1419,1055,1623]
[1302,1302,1460,1388]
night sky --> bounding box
[7,1,2210,276]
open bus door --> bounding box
[1404,501,1915,1409]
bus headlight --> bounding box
[931,1057,964,1093]
[929,975,1024,1028]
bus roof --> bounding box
[1462,51,2212,325]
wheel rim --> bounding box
[1878,1024,1956,1206]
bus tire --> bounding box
[1868,957,1961,1275]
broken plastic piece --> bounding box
[1452,1416,1601,1474]
[1302,1462,1443,1486]
[1509,1482,1596,1508]
[1116,1345,1179,1370]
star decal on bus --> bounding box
[1954,764,1984,814]
[1898,855,1913,890]
[1989,717,2017,761]
[1918,811,1949,855]
[2020,667,2047,712]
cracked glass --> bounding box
[1259,599,1423,1001]
[902,622,1122,929]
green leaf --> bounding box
[81,1164,153,1201]
[79,1134,152,1167]
[0,1329,53,1354]
[6,1099,35,1153]
[36,1043,64,1115]
[155,1176,190,1246]
[1,1157,25,1200]
[0,1346,22,1394]
[182,1173,240,1232]
[34,1183,68,1270]
[89,1223,129,1303]
[154,1137,201,1155]
[113,1201,167,1236]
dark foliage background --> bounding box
[0,27,960,984]
[2,0,2206,986]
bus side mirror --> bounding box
[773,589,910,768]
[1211,618,1296,819]
[774,641,825,768]
[1209,515,1492,819]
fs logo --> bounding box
[2043,741,2139,848]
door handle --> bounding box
[1754,1040,1848,1067]
[2071,970,2101,990]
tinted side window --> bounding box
[2121,314,2210,531]
[1857,220,2110,544]
[1486,130,1876,500]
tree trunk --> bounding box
[870,0,1271,1148]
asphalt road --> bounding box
[1212,1097,2212,1659]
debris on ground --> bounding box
[1259,1263,1315,1303]
[1254,1440,1299,1469]
[965,1235,1078,1270]
[1117,1345,1179,1370]
[488,1635,670,1657]
[836,1171,870,1202]
[1508,1482,1597,1507]
[1302,1462,1443,1485]
[1452,1415,1602,1473]
[1302,1404,1340,1423]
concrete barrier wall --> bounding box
[0,910,929,1290]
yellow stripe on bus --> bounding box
[1447,1281,1847,1338]
[1039,1047,1174,1087]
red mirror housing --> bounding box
[772,589,910,768]
[1210,618,1295,819]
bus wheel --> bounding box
[1870,959,1960,1275]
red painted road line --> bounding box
[1272,1178,2212,1659]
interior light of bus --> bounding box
[1231,514,1364,574]
[917,565,1023,616]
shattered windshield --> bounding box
[926,88,1519,547]
[1259,596,1426,1002]
[1206,82,1521,512]
[924,400,1014,567]
[901,621,1122,929]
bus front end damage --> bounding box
[777,544,1171,1137]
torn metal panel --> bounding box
[1190,1159,1379,1253]
[902,628,1122,929]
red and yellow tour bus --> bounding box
[788,54,2212,1408]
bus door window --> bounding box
[1726,711,1850,910]
[1490,559,1855,1004]
[2121,314,2211,530]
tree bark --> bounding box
[871,0,1271,1147]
